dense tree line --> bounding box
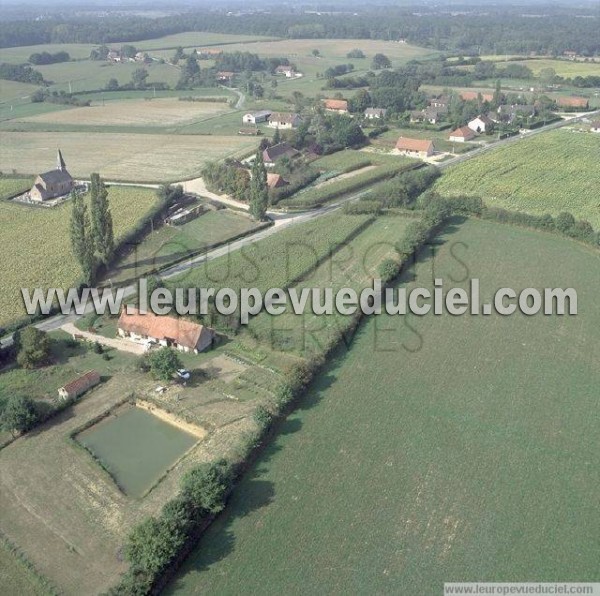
[0,62,45,84]
[28,50,69,65]
[1,7,598,55]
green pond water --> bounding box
[77,406,197,498]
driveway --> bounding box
[61,322,146,355]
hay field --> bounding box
[0,184,157,327]
[197,38,437,64]
[0,131,257,182]
[169,219,600,594]
[19,97,232,127]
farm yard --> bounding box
[0,131,256,181]
[434,129,600,229]
[0,184,157,327]
[168,218,600,595]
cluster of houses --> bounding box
[107,49,151,64]
[242,110,303,129]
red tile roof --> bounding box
[395,137,434,153]
[118,308,212,350]
[323,99,348,111]
[266,173,287,189]
[60,370,100,397]
[460,91,494,102]
[449,126,476,140]
[556,96,589,108]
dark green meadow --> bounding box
[167,218,600,594]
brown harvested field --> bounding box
[0,131,257,182]
[19,98,232,128]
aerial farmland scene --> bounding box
[0,1,598,595]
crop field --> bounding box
[18,97,232,128]
[247,214,411,355]
[108,208,261,285]
[167,212,373,295]
[282,160,417,208]
[168,218,600,594]
[0,131,257,181]
[0,185,157,327]
[434,129,600,228]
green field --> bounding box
[0,539,52,596]
[167,212,372,296]
[0,183,157,326]
[0,177,31,199]
[169,218,600,594]
[247,214,410,355]
[434,129,600,228]
[488,57,600,78]
[281,161,416,208]
[108,208,261,285]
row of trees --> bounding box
[70,174,114,285]
[3,7,598,55]
[28,50,70,65]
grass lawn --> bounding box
[108,208,262,285]
[0,177,32,199]
[168,218,600,594]
[0,332,138,403]
[0,186,157,327]
[434,128,600,228]
[373,126,479,154]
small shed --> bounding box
[58,370,101,401]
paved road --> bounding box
[1,110,597,349]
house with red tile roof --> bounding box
[118,308,214,354]
[395,137,435,158]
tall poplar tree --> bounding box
[249,150,268,221]
[70,189,95,284]
[89,172,114,266]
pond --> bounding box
[77,405,198,498]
